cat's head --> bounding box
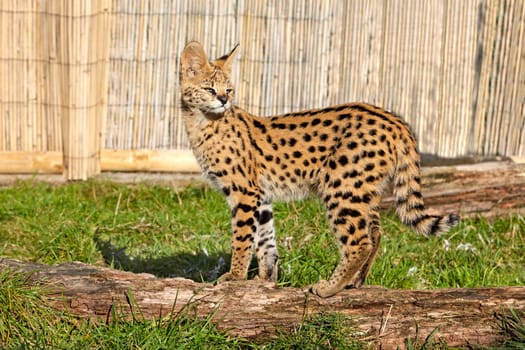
[180,42,239,116]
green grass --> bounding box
[0,180,524,349]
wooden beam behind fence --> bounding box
[100,149,200,173]
[0,152,63,174]
[1,151,524,175]
[0,150,200,174]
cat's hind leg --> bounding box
[310,184,374,297]
[345,210,382,288]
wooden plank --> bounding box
[100,149,200,173]
[0,150,201,174]
[0,151,63,173]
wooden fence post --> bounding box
[55,1,111,180]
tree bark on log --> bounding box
[1,258,523,348]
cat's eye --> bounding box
[226,88,233,94]
[204,87,216,95]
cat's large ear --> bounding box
[213,44,239,74]
[180,41,211,80]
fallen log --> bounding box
[1,258,523,348]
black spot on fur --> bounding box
[348,141,358,150]
[429,217,443,235]
[334,217,346,225]
[258,210,273,225]
[253,120,266,133]
[235,233,253,242]
[339,208,361,217]
[235,203,255,214]
[236,217,255,228]
[271,123,287,130]
[350,196,362,203]
[344,170,359,178]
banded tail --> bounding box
[393,142,460,236]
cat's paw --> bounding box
[256,265,279,282]
[344,275,365,289]
[215,272,242,285]
[310,280,338,298]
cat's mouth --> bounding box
[207,103,231,115]
[203,106,230,120]
[211,106,227,113]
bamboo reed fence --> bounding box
[0,0,524,179]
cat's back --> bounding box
[233,102,414,201]
[242,102,413,156]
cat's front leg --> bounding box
[217,195,259,283]
[254,202,279,282]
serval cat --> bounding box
[179,41,459,297]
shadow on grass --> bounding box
[94,237,231,283]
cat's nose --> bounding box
[217,95,228,105]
